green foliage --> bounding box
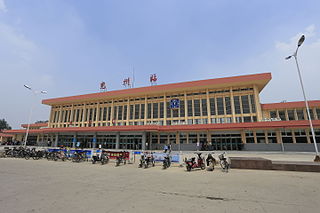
[0,119,12,130]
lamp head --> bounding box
[40,91,47,94]
[24,85,32,90]
[298,35,305,47]
[285,55,292,60]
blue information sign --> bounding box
[170,99,180,109]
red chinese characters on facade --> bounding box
[100,82,107,91]
[150,74,157,85]
[123,78,131,88]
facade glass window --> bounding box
[250,95,256,113]
[147,103,152,119]
[281,131,293,143]
[243,116,251,122]
[194,99,201,116]
[278,111,286,121]
[211,118,216,123]
[236,117,242,123]
[241,95,250,114]
[201,99,207,116]
[316,108,320,120]
[245,131,255,143]
[209,98,216,115]
[134,104,140,119]
[267,131,277,143]
[270,111,277,118]
[166,102,171,118]
[123,105,127,120]
[225,97,231,115]
[113,107,117,120]
[233,96,241,114]
[295,129,307,143]
[180,100,185,117]
[187,100,193,117]
[256,131,265,143]
[287,110,295,120]
[308,109,314,120]
[159,102,164,118]
[296,109,304,120]
[130,105,134,120]
[217,97,224,115]
[153,103,159,118]
[118,106,123,120]
[140,104,144,119]
[107,107,111,121]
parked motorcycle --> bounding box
[92,150,109,165]
[185,153,205,172]
[143,153,155,169]
[162,154,171,169]
[72,151,87,163]
[218,152,230,172]
[206,153,216,171]
[115,152,126,167]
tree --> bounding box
[0,119,12,131]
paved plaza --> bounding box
[0,154,320,213]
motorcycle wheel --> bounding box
[186,165,191,172]
[201,164,205,170]
[25,154,30,160]
[124,160,126,165]
[144,163,148,169]
[92,160,96,164]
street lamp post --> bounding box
[23,85,47,147]
[286,35,320,162]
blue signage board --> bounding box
[170,99,180,109]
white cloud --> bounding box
[243,25,320,103]
[0,0,7,13]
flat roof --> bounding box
[42,72,272,105]
[262,100,320,110]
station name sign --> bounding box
[260,117,282,122]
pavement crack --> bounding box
[158,191,231,201]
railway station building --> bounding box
[4,73,320,151]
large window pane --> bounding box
[166,102,171,118]
[153,103,158,118]
[129,105,134,120]
[225,97,231,115]
[180,100,185,117]
[123,105,127,120]
[296,109,304,120]
[140,104,145,119]
[209,98,216,115]
[287,110,295,120]
[118,106,123,120]
[278,110,286,121]
[159,102,164,118]
[250,95,256,113]
[147,103,152,119]
[187,100,193,117]
[194,99,200,116]
[233,96,241,114]
[217,97,224,115]
[241,95,250,114]
[201,99,207,116]
[134,104,140,119]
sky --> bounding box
[0,0,320,129]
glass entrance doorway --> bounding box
[77,135,94,148]
[211,133,242,150]
[120,135,142,150]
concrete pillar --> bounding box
[142,132,146,150]
[54,133,59,147]
[253,85,263,121]
[241,131,246,144]
[116,132,120,149]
